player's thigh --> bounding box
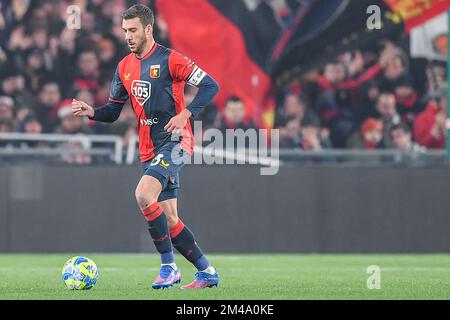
[135,175,162,208]
[159,198,179,228]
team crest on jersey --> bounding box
[150,64,160,78]
[131,80,151,105]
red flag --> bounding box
[385,0,450,32]
[156,0,275,128]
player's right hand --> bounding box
[72,99,95,118]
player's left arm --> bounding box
[164,52,219,133]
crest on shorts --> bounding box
[150,64,160,78]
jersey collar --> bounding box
[136,42,158,60]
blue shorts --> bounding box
[141,143,189,202]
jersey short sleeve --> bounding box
[168,51,207,87]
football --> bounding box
[62,256,99,290]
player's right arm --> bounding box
[72,66,129,122]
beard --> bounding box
[133,38,147,56]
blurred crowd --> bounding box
[275,41,448,152]
[0,0,448,158]
[0,0,163,151]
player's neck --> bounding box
[136,39,156,59]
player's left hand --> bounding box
[164,109,192,134]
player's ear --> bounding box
[145,24,153,36]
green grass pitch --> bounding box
[1,254,450,299]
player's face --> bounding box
[122,17,152,55]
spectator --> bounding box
[33,81,62,132]
[300,118,333,151]
[279,118,301,148]
[0,3,6,48]
[0,1,446,157]
[0,120,13,147]
[356,80,380,121]
[0,96,15,125]
[375,92,401,148]
[50,28,78,95]
[0,68,33,108]
[276,93,306,127]
[0,120,12,133]
[390,123,426,164]
[73,50,100,94]
[413,85,447,149]
[19,115,42,134]
[347,118,383,149]
[23,49,49,92]
[425,64,447,100]
[391,123,425,152]
[30,27,48,51]
[393,75,424,122]
[14,106,33,127]
[97,37,118,79]
[377,45,408,92]
[12,114,45,149]
[54,104,93,164]
[219,96,256,131]
[0,97,14,144]
[54,103,93,135]
[277,93,320,127]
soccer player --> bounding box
[71,4,219,289]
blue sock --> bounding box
[170,219,210,271]
[194,255,210,271]
[161,252,175,265]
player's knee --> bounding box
[135,189,157,209]
[135,176,162,209]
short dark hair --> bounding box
[226,96,243,105]
[390,123,411,135]
[377,91,395,99]
[122,4,154,27]
[37,80,59,92]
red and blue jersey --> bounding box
[92,43,218,162]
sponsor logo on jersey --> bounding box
[140,118,159,126]
[131,80,151,105]
[150,64,160,78]
[124,73,131,81]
